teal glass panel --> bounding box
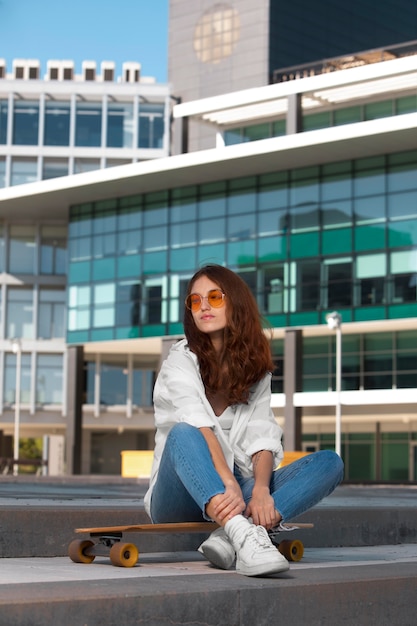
[354,307,386,321]
[258,235,287,262]
[228,213,256,239]
[243,123,270,141]
[91,328,114,341]
[381,442,408,481]
[117,254,141,278]
[170,247,197,271]
[321,228,352,255]
[387,191,417,220]
[116,327,139,339]
[290,177,319,207]
[388,220,417,247]
[198,193,227,218]
[93,206,117,234]
[92,258,116,281]
[303,111,331,131]
[289,311,319,326]
[227,240,256,266]
[354,224,386,251]
[168,322,184,335]
[364,100,393,120]
[142,324,165,337]
[272,119,286,136]
[397,330,417,350]
[143,251,167,274]
[259,171,288,187]
[389,302,417,318]
[334,106,361,125]
[171,197,198,223]
[364,332,392,351]
[265,314,287,327]
[396,96,417,114]
[304,356,328,375]
[68,261,90,284]
[290,232,319,258]
[303,336,329,355]
[347,444,376,481]
[143,199,168,227]
[342,334,360,353]
[171,222,197,247]
[67,330,89,343]
[197,243,226,266]
[228,187,257,214]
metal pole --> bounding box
[335,325,342,457]
[12,341,21,476]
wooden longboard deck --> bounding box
[75,521,313,535]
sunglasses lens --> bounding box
[188,294,201,311]
[208,289,224,307]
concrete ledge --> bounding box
[0,562,416,625]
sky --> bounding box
[0,0,169,82]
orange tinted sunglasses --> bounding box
[185,288,226,312]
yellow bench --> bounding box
[121,449,311,478]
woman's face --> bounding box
[189,275,227,344]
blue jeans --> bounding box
[150,422,344,523]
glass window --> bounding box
[9,225,36,273]
[262,265,286,314]
[297,261,320,311]
[171,192,198,223]
[228,179,257,214]
[243,123,270,141]
[321,165,352,201]
[326,260,352,308]
[116,281,141,327]
[364,100,393,120]
[44,101,70,146]
[356,254,386,306]
[40,225,67,274]
[388,219,417,248]
[290,174,319,207]
[38,289,66,338]
[353,158,385,196]
[106,102,134,148]
[387,157,417,192]
[391,251,417,303]
[6,288,34,338]
[258,209,289,236]
[100,358,127,405]
[36,354,63,404]
[334,106,361,126]
[354,195,385,224]
[138,103,165,149]
[118,229,141,255]
[224,128,243,145]
[0,223,5,272]
[10,158,37,186]
[73,159,100,173]
[13,100,39,145]
[387,191,417,221]
[396,96,417,115]
[198,191,227,218]
[0,158,5,188]
[75,102,102,147]
[303,111,331,131]
[171,222,196,248]
[228,213,256,240]
[4,353,31,404]
[272,119,286,136]
[0,100,8,144]
[258,183,288,212]
[199,217,226,244]
[42,159,68,180]
[132,368,154,406]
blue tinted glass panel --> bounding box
[10,159,37,186]
[170,247,197,271]
[0,100,8,144]
[44,102,70,146]
[387,191,417,220]
[75,103,102,147]
[227,240,256,266]
[258,236,287,262]
[92,258,116,281]
[117,254,141,278]
[171,222,197,247]
[197,243,226,266]
[322,200,352,228]
[354,196,386,224]
[138,104,165,149]
[107,103,133,148]
[228,213,256,239]
[143,251,167,274]
[199,217,226,244]
[13,101,39,145]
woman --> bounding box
[144,264,344,577]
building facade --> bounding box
[0,46,416,481]
[0,58,171,188]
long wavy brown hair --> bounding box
[183,265,274,405]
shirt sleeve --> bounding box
[153,344,215,430]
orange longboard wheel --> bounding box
[278,539,304,562]
[68,539,96,564]
[109,542,139,568]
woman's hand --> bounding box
[245,486,278,529]
[207,480,245,525]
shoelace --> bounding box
[247,525,273,549]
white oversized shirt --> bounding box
[144,338,284,516]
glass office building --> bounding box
[1,47,416,481]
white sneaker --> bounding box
[198,527,235,569]
[225,516,289,577]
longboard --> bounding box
[68,521,313,568]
